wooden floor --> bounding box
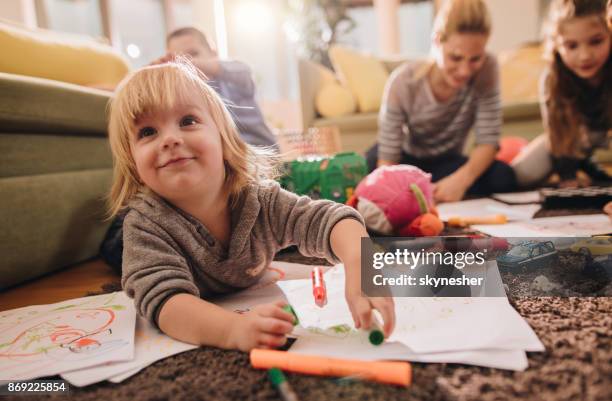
[0,259,120,311]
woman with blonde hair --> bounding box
[366,0,516,202]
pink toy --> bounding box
[347,165,443,236]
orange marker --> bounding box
[311,267,327,307]
[447,214,507,227]
[250,349,411,387]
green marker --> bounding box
[282,304,300,326]
[367,313,385,346]
[268,368,300,401]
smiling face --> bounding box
[556,15,610,82]
[435,32,488,89]
[129,87,226,204]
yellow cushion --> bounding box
[314,63,337,86]
[328,45,389,113]
[0,21,130,88]
[498,44,546,104]
[316,82,357,118]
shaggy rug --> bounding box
[5,211,611,401]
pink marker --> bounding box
[311,267,327,307]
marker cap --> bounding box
[282,304,300,326]
[268,368,286,387]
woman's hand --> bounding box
[433,172,469,203]
[226,301,295,352]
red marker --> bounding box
[311,267,327,307]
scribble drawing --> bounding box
[0,293,130,380]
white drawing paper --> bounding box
[290,327,529,371]
[473,214,612,237]
[277,265,544,356]
[0,292,136,381]
[61,315,197,387]
[492,191,541,205]
[437,198,540,222]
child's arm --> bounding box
[216,60,255,97]
[264,182,395,336]
[158,294,294,351]
[122,211,293,351]
[329,218,396,337]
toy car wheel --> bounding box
[579,247,591,258]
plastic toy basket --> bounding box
[276,126,342,161]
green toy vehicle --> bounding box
[279,152,367,204]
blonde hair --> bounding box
[107,58,276,217]
[433,0,491,42]
[541,0,611,157]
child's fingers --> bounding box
[355,301,373,331]
[257,333,287,349]
[273,300,288,308]
[257,317,294,335]
[348,303,361,329]
[371,298,396,337]
[262,303,295,324]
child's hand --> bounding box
[345,290,395,338]
[227,301,295,352]
[604,202,612,221]
[559,174,591,188]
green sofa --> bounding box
[0,72,114,290]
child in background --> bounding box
[106,59,395,351]
[154,27,277,148]
[513,0,611,188]
[367,0,516,202]
[100,27,278,271]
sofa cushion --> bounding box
[0,169,112,290]
[314,112,378,132]
[316,82,357,118]
[0,133,112,178]
[498,44,546,105]
[0,72,111,135]
[313,62,338,85]
[328,45,389,113]
[0,20,129,88]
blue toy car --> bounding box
[496,241,558,271]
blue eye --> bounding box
[138,126,156,139]
[180,115,198,126]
